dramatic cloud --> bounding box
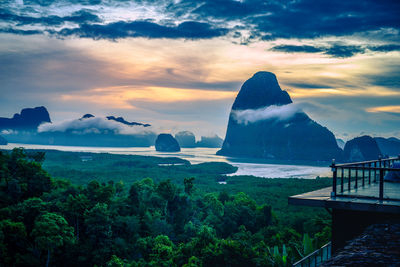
[366,105,400,114]
[232,104,302,125]
[0,28,43,35]
[167,0,273,19]
[22,0,103,6]
[271,45,324,54]
[369,44,400,52]
[286,83,333,89]
[56,20,229,40]
[0,0,398,49]
[38,116,154,135]
[271,44,400,58]
[0,9,101,26]
[249,0,400,40]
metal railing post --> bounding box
[362,163,365,187]
[379,168,384,200]
[379,156,383,200]
[331,159,336,197]
[355,167,358,189]
[348,168,351,191]
[368,162,371,184]
[340,168,344,193]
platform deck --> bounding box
[289,182,400,214]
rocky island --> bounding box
[343,135,382,162]
[155,133,181,152]
[0,106,51,131]
[218,71,342,161]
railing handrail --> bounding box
[293,242,331,267]
[332,156,400,168]
[330,156,400,200]
[334,166,400,171]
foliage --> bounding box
[0,148,332,266]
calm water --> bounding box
[1,143,332,179]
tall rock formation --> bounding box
[175,131,196,148]
[217,71,342,161]
[196,135,223,148]
[343,136,382,162]
[155,134,181,152]
[374,137,400,157]
[0,106,51,130]
[336,139,345,149]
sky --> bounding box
[0,0,399,140]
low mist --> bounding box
[232,103,302,125]
[38,117,154,136]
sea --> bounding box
[1,143,332,179]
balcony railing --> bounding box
[293,242,331,267]
[330,156,400,200]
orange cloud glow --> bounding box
[61,85,237,109]
[366,105,400,113]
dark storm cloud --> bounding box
[1,0,399,49]
[324,45,365,58]
[56,20,229,40]
[166,0,277,19]
[271,45,324,54]
[249,0,400,40]
[364,69,400,89]
[271,43,400,58]
[286,83,333,89]
[22,0,102,6]
[369,44,400,52]
[270,44,364,58]
[167,0,400,40]
[0,28,43,35]
[0,8,101,26]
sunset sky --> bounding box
[0,0,399,139]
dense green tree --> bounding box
[106,255,126,267]
[0,219,28,266]
[64,194,90,240]
[85,203,112,264]
[157,179,177,202]
[184,177,195,196]
[16,197,46,233]
[31,212,74,267]
[149,235,174,267]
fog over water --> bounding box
[1,143,331,179]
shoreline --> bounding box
[1,143,332,179]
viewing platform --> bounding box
[289,182,400,213]
[289,156,400,256]
[289,156,400,213]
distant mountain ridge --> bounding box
[343,136,382,162]
[106,116,151,127]
[218,71,343,161]
[1,108,156,147]
[155,133,180,152]
[0,106,51,130]
[80,114,151,127]
[336,139,345,149]
[175,131,196,148]
[374,137,400,157]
